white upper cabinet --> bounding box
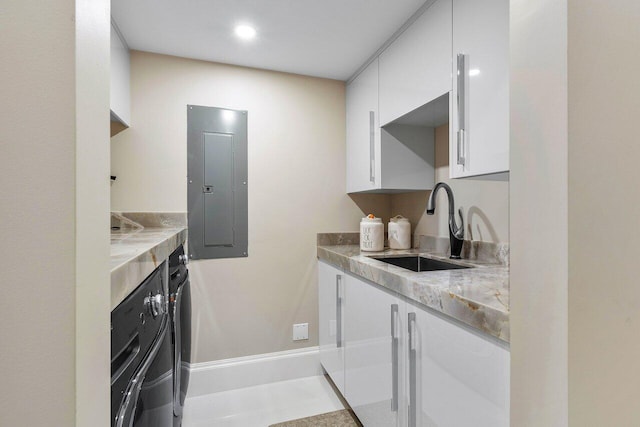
[110,21,131,127]
[346,59,381,193]
[346,59,436,194]
[347,0,510,189]
[346,0,454,194]
[450,0,509,177]
[378,0,452,126]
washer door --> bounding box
[172,277,191,418]
[115,314,170,427]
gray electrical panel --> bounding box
[187,105,248,259]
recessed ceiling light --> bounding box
[235,25,256,40]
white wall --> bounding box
[509,0,569,425]
[0,0,110,425]
[111,51,366,361]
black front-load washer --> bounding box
[111,263,173,427]
[169,245,191,427]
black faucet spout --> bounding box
[426,182,464,259]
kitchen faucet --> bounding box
[426,182,464,259]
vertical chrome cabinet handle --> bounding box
[456,53,466,167]
[336,275,343,348]
[369,111,375,183]
[390,304,399,412]
[408,312,417,427]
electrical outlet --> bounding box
[293,323,309,341]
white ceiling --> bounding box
[111,0,427,81]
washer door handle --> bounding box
[115,314,169,427]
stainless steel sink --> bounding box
[374,256,471,272]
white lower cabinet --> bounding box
[406,299,510,426]
[344,274,406,427]
[319,263,510,427]
[318,261,346,395]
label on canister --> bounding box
[360,215,384,252]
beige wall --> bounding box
[111,52,367,361]
[511,1,640,425]
[76,0,111,425]
[391,124,509,243]
[0,0,110,425]
[1,1,76,424]
[567,0,640,424]
[509,0,569,425]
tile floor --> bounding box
[182,375,346,427]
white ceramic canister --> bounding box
[360,215,384,252]
[388,215,411,249]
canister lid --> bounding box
[390,215,409,223]
[361,214,382,223]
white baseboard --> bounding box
[187,346,323,397]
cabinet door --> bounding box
[345,274,405,427]
[318,261,346,395]
[346,59,381,193]
[406,301,509,426]
[450,0,509,177]
[110,22,130,126]
[378,0,452,126]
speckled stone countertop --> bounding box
[318,244,510,342]
[111,227,187,310]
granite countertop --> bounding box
[317,243,510,342]
[111,226,187,310]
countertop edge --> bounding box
[111,227,187,310]
[317,245,510,343]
